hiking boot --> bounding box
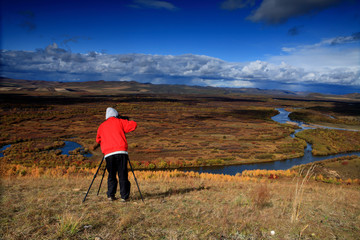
[108,196,117,201]
[120,198,129,202]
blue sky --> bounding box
[1,0,360,94]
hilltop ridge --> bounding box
[2,77,358,100]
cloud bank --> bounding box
[1,39,359,93]
[248,0,342,24]
[222,0,343,24]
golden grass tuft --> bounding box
[56,212,84,237]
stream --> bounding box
[184,108,360,175]
[0,144,11,157]
[60,141,92,157]
[0,141,92,158]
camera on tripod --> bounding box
[117,115,130,120]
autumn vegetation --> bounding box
[4,92,359,171]
[289,107,360,129]
[296,129,360,155]
[1,80,360,239]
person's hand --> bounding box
[91,142,100,150]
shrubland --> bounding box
[4,93,359,170]
[296,129,360,156]
[289,107,360,130]
[1,94,309,169]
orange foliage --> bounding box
[241,169,297,178]
[1,163,359,186]
[313,174,360,185]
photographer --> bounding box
[96,107,137,201]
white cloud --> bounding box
[0,42,359,89]
[271,33,360,73]
[202,79,256,88]
[281,47,296,53]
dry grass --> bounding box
[1,172,359,240]
[249,184,271,209]
[291,164,316,223]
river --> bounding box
[184,108,360,175]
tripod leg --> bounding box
[97,164,107,196]
[82,156,104,203]
[128,158,145,203]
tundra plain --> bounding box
[1,79,360,239]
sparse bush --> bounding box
[148,163,156,169]
[250,184,271,208]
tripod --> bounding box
[128,157,145,203]
[82,156,104,203]
[82,156,144,203]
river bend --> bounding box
[184,108,360,175]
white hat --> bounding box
[106,107,118,120]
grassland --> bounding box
[1,80,360,239]
[1,164,360,240]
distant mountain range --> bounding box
[1,77,359,100]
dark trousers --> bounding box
[105,154,131,199]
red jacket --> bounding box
[96,117,137,155]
